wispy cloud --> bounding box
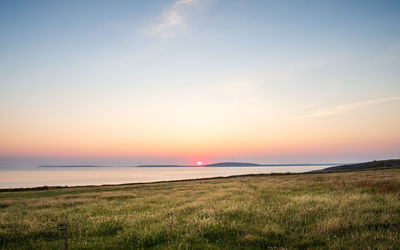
[301,96,400,118]
[152,0,202,37]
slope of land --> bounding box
[311,159,400,172]
[0,168,399,249]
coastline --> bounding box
[1,167,399,249]
[1,159,398,192]
[2,161,398,192]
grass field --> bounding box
[1,168,399,249]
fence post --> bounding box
[57,223,68,250]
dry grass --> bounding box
[0,169,399,249]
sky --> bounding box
[0,0,400,166]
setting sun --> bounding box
[197,161,203,166]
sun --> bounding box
[197,161,203,166]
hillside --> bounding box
[311,159,400,172]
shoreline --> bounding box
[2,164,398,192]
[0,172,300,192]
[1,159,398,192]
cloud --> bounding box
[153,0,200,37]
[301,96,400,118]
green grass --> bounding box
[1,169,399,249]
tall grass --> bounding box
[1,169,399,249]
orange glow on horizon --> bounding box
[1,107,399,161]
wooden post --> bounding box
[57,223,68,250]
[64,223,68,250]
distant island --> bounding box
[137,162,337,167]
[136,165,188,167]
[137,162,263,167]
[39,162,339,168]
[39,162,340,168]
[38,165,109,168]
[205,162,262,166]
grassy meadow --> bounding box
[0,168,399,249]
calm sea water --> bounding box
[0,165,331,188]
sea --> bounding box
[0,164,333,189]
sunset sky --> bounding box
[1,0,400,165]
